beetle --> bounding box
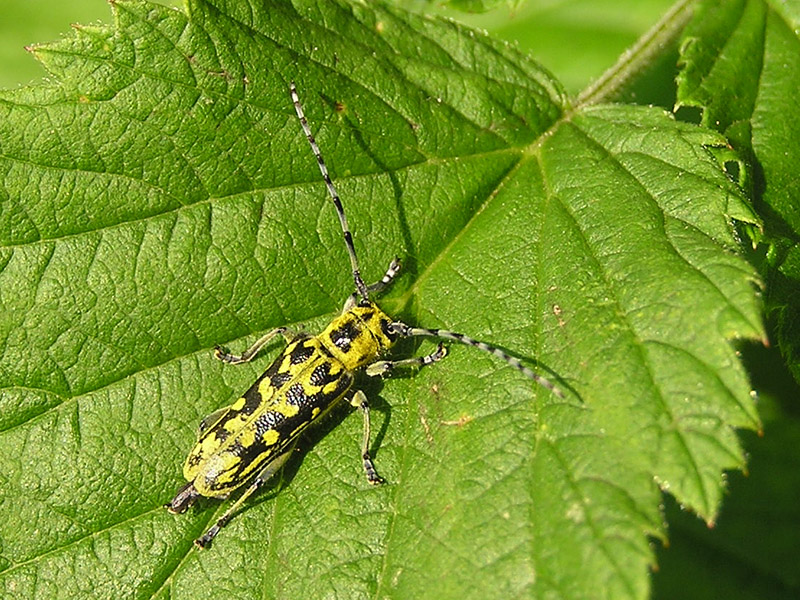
[166,82,561,548]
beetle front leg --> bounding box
[365,343,447,377]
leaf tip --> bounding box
[650,561,661,574]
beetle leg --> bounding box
[350,390,384,485]
[165,481,200,514]
[214,327,297,365]
[365,343,447,377]
[194,441,298,549]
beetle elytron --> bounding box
[166,82,561,548]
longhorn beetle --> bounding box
[166,82,562,548]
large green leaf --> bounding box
[0,1,761,598]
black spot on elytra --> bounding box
[230,440,247,458]
[255,411,283,437]
[286,383,306,407]
[304,370,353,404]
[239,384,267,415]
[240,364,289,399]
[268,368,292,388]
[310,362,332,386]
[214,427,231,444]
[290,341,315,365]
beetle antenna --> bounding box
[290,82,370,300]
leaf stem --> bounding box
[577,0,696,107]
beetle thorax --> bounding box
[319,302,395,370]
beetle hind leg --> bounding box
[194,441,298,549]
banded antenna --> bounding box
[290,82,370,301]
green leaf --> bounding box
[659,3,800,597]
[0,1,761,598]
[0,0,181,90]
[0,0,104,90]
[439,0,522,14]
[433,0,679,97]
[676,0,800,383]
[653,341,800,599]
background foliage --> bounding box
[0,0,797,599]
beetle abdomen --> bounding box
[185,336,354,496]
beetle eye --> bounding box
[381,319,398,340]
